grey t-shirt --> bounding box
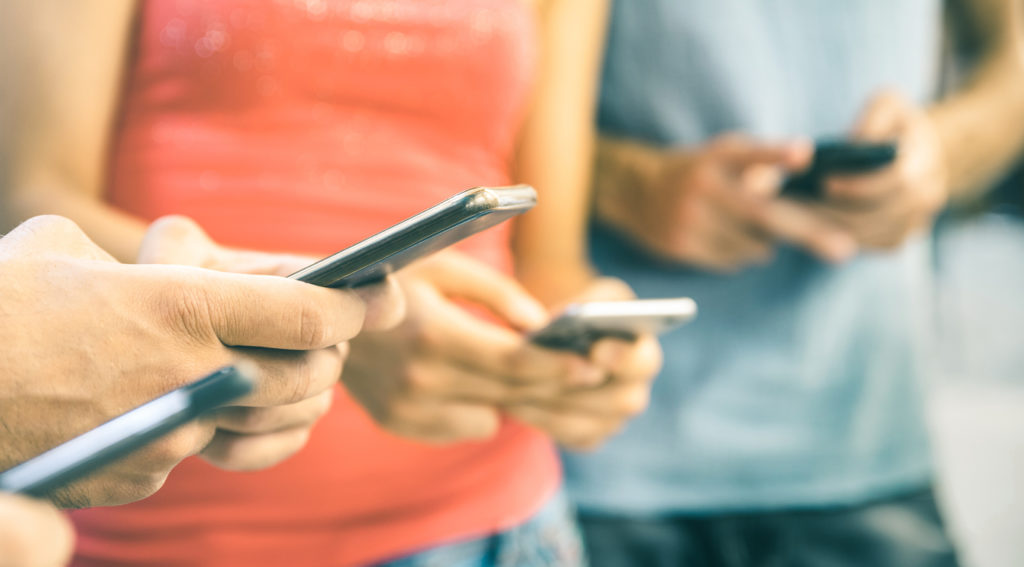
[561,0,942,513]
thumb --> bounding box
[413,252,549,331]
[851,90,908,141]
[0,493,75,567]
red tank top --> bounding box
[70,2,558,566]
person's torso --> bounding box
[72,2,559,565]
[563,0,943,514]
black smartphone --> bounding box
[782,141,898,199]
[0,365,253,498]
[530,298,698,354]
[288,185,537,288]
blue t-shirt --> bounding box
[561,0,942,514]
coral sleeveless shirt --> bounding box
[70,1,558,565]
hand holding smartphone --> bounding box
[0,365,253,498]
[782,140,897,199]
[530,298,697,354]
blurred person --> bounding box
[0,1,662,566]
[0,213,402,565]
[562,0,1024,566]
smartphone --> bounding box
[782,140,897,198]
[530,298,698,354]
[288,185,537,288]
[0,365,253,498]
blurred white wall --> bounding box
[929,212,1024,567]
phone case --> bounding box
[782,141,897,199]
[288,185,536,288]
[0,366,252,497]
[530,298,697,354]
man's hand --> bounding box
[504,278,663,450]
[0,494,73,567]
[0,215,393,508]
[596,134,856,271]
[821,91,950,249]
[135,216,404,472]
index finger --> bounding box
[754,199,858,263]
[429,292,605,387]
[709,136,813,171]
[165,267,368,350]
[825,165,902,204]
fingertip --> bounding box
[356,276,407,331]
[508,296,550,332]
[787,138,814,169]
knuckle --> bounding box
[296,302,331,348]
[159,284,218,346]
[147,428,202,470]
[410,319,443,353]
[283,356,315,404]
[23,214,86,241]
[149,215,200,239]
[109,472,169,505]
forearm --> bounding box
[512,0,608,306]
[592,135,667,233]
[5,183,147,263]
[929,2,1024,200]
[0,0,140,261]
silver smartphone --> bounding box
[288,185,537,288]
[530,298,698,354]
[0,365,253,498]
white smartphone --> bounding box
[289,185,536,288]
[530,298,697,354]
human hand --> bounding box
[342,251,611,443]
[504,278,663,450]
[597,134,855,270]
[0,216,375,507]
[135,215,404,471]
[0,493,73,567]
[820,91,949,249]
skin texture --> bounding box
[0,215,401,509]
[0,494,73,567]
[595,134,857,272]
[0,0,662,451]
[344,252,663,449]
[593,0,1024,271]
